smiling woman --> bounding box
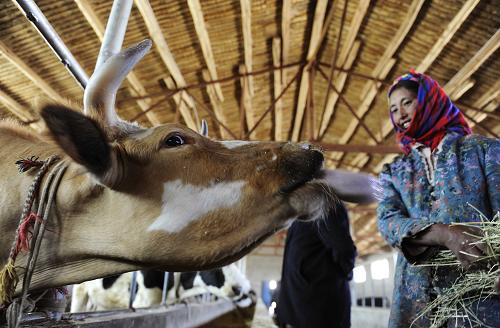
[388,79,419,131]
[377,70,500,327]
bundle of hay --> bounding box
[413,208,499,328]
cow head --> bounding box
[35,41,338,276]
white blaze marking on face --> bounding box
[148,179,246,233]
[219,140,259,149]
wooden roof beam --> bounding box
[272,37,284,141]
[444,28,500,95]
[0,40,67,105]
[239,64,256,139]
[163,77,198,131]
[449,79,475,101]
[318,41,361,138]
[291,0,328,142]
[75,0,160,125]
[318,0,370,138]
[317,143,401,154]
[467,79,500,122]
[201,69,231,139]
[416,0,480,72]
[240,0,253,96]
[336,0,370,69]
[281,0,292,84]
[134,0,197,126]
[187,0,224,102]
[328,0,425,166]
[0,88,42,131]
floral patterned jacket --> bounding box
[377,133,500,328]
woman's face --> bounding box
[389,87,417,130]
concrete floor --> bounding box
[251,299,276,328]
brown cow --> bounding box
[0,40,375,307]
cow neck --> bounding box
[0,155,68,327]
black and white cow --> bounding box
[70,264,253,312]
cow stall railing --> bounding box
[16,300,239,328]
[8,267,255,327]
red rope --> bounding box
[15,212,42,254]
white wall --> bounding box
[351,251,397,307]
[245,253,283,293]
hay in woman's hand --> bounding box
[413,208,500,328]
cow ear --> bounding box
[41,104,120,186]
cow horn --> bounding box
[84,39,152,126]
[199,119,209,137]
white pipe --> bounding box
[94,0,134,72]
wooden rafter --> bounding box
[163,77,198,130]
[328,0,425,167]
[318,143,401,154]
[318,41,361,138]
[444,28,500,95]
[240,0,253,96]
[471,79,500,110]
[187,0,224,101]
[318,0,370,138]
[272,37,284,141]
[317,0,347,140]
[75,0,160,125]
[350,0,483,171]
[0,87,42,131]
[244,65,303,139]
[291,0,328,142]
[281,0,292,84]
[336,0,370,69]
[202,69,230,139]
[0,40,66,105]
[134,0,197,128]
[239,64,255,139]
[416,0,480,72]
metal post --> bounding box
[129,271,138,309]
[14,0,89,89]
[161,272,170,305]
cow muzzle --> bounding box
[279,143,324,194]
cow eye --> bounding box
[164,134,185,147]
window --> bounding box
[370,259,390,280]
[353,265,366,283]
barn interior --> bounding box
[0,0,498,327]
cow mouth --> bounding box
[279,168,327,194]
[286,176,339,222]
[210,228,279,269]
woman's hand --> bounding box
[441,225,486,269]
[404,223,486,269]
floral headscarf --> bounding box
[388,70,471,155]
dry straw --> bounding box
[412,206,499,328]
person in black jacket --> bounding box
[275,201,356,328]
